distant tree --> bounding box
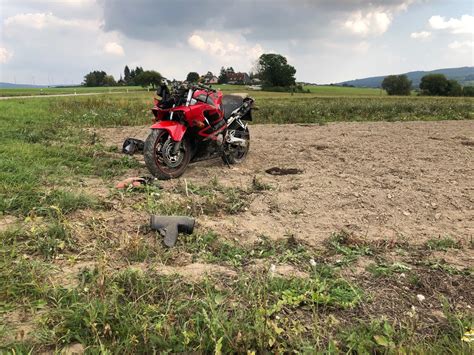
[463,86,474,97]
[446,79,462,96]
[381,75,412,95]
[124,65,131,83]
[186,72,200,82]
[103,75,116,86]
[135,66,144,77]
[117,75,125,86]
[218,67,228,84]
[82,70,107,87]
[419,74,449,96]
[134,70,163,88]
[256,53,296,87]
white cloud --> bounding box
[104,42,124,56]
[188,32,264,59]
[410,31,431,39]
[4,12,99,30]
[448,40,474,50]
[394,0,416,12]
[0,47,14,63]
[188,34,207,51]
[344,10,392,36]
[429,14,474,34]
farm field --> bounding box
[0,91,473,353]
[0,86,146,97]
[1,84,385,98]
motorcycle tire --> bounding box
[222,126,250,165]
[144,129,191,180]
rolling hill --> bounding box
[337,66,474,88]
[0,82,49,89]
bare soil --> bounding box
[94,120,473,262]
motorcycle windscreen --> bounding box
[222,95,244,120]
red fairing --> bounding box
[150,120,187,141]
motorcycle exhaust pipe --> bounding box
[150,215,195,247]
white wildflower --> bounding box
[310,259,317,267]
[416,294,426,302]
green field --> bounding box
[0,91,473,352]
[1,84,384,97]
[0,86,147,97]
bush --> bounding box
[446,80,462,96]
[262,85,308,93]
[420,74,449,96]
[381,75,412,96]
[463,86,474,97]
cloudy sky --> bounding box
[0,0,472,85]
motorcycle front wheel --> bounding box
[222,126,250,164]
[144,129,191,179]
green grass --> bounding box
[0,265,363,352]
[213,84,385,96]
[366,261,412,277]
[163,232,315,268]
[0,97,142,216]
[0,88,472,353]
[326,231,373,264]
[425,236,462,251]
[303,85,385,96]
[0,86,146,97]
[140,179,250,218]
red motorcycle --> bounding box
[144,82,253,179]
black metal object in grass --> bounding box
[150,215,195,247]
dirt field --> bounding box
[2,119,473,351]
[96,120,473,264]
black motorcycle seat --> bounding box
[222,95,244,120]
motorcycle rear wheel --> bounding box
[144,129,191,179]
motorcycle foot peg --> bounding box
[150,215,195,247]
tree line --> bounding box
[185,54,298,89]
[82,66,162,88]
[82,53,300,91]
[382,74,473,97]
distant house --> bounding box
[227,72,250,85]
[202,71,218,84]
[205,76,218,84]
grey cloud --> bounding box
[100,0,416,42]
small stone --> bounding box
[269,264,276,275]
[403,211,411,216]
[310,259,317,267]
[417,294,426,302]
[435,213,441,220]
[387,193,393,199]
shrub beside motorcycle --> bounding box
[143,82,254,179]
